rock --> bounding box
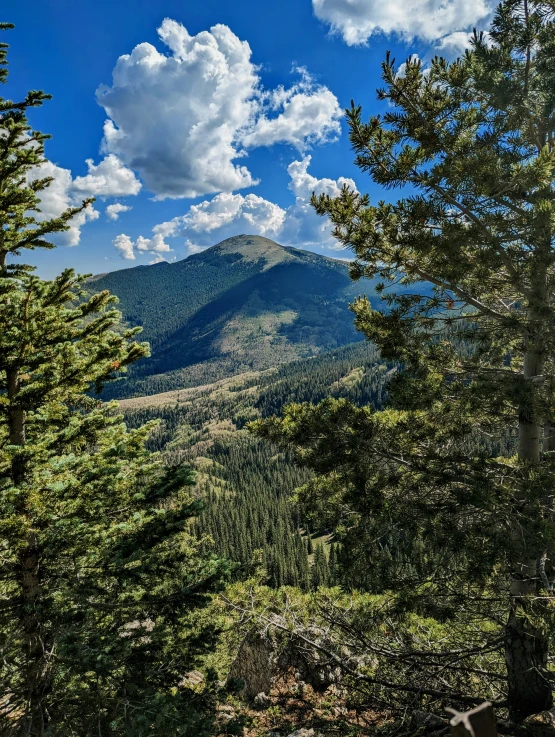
[216,704,236,724]
[179,670,204,687]
[273,626,351,693]
[253,691,271,707]
[229,624,348,702]
[218,704,235,714]
[287,730,316,737]
[522,708,555,735]
[279,642,342,693]
[228,631,278,699]
[413,711,447,732]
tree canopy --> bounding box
[0,25,226,736]
[256,0,555,722]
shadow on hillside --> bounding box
[134,262,363,377]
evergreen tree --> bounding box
[256,0,555,721]
[310,543,330,590]
[328,543,338,585]
[0,26,225,735]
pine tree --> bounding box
[328,542,338,585]
[311,543,330,590]
[256,0,555,721]
[0,26,225,735]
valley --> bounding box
[119,340,394,589]
[3,5,552,731]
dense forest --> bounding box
[121,342,391,590]
[2,1,555,735]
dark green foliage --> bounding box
[255,0,555,721]
[120,342,393,593]
[310,543,331,589]
[195,439,312,590]
[0,26,226,736]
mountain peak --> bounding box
[214,234,283,251]
[210,235,296,270]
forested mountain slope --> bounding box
[94,235,384,398]
[120,341,394,588]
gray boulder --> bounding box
[228,632,278,699]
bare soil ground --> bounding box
[216,674,388,737]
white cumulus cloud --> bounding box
[312,0,493,46]
[154,193,286,250]
[242,69,341,150]
[113,232,172,261]
[28,161,99,247]
[279,155,356,248]
[72,154,142,197]
[126,156,356,258]
[96,20,342,199]
[113,234,136,260]
[434,31,476,57]
[149,253,170,264]
[25,149,140,246]
[106,203,132,220]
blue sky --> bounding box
[6,0,493,278]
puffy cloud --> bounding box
[149,253,170,264]
[127,156,356,257]
[96,21,342,199]
[287,155,355,201]
[26,153,139,246]
[113,234,135,260]
[242,69,341,150]
[279,155,356,248]
[136,234,171,253]
[72,154,141,197]
[112,232,172,261]
[312,0,493,46]
[106,203,132,220]
[434,31,475,57]
[27,161,99,247]
[154,192,286,250]
[395,54,421,79]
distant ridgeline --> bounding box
[94,235,393,400]
[120,341,394,588]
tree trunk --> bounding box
[7,367,26,483]
[7,368,25,446]
[505,609,552,723]
[18,534,47,737]
[6,368,48,734]
[505,341,553,721]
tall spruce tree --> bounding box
[0,25,225,736]
[256,0,555,722]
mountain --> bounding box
[93,235,381,398]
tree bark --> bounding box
[505,311,553,719]
[7,369,25,445]
[505,609,552,723]
[18,534,47,737]
[6,368,48,734]
[7,367,26,485]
